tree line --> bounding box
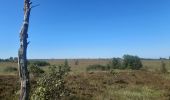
[0,57,18,62]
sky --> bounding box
[0,0,170,59]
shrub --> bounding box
[29,64,45,77]
[13,57,18,62]
[86,64,109,71]
[160,60,168,73]
[64,59,71,73]
[3,66,17,72]
[110,58,121,69]
[86,55,143,71]
[28,61,50,67]
[110,69,119,75]
[31,65,70,100]
[122,55,143,70]
[75,59,79,65]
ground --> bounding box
[65,71,170,100]
[0,59,170,100]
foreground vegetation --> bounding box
[0,58,170,100]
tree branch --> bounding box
[31,4,40,9]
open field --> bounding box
[1,59,170,74]
[0,59,170,100]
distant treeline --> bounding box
[0,57,18,62]
[29,57,170,61]
[0,56,169,63]
[141,57,170,60]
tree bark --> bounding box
[18,0,31,100]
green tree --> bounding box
[123,55,143,70]
[110,58,121,69]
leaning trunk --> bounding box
[18,0,31,100]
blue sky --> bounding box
[0,0,170,59]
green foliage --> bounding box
[3,66,17,72]
[110,58,121,69]
[28,61,50,67]
[110,69,119,75]
[64,60,71,73]
[29,64,45,77]
[86,64,109,71]
[160,61,168,73]
[123,55,143,70]
[31,65,70,100]
[86,55,142,71]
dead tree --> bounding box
[18,0,32,100]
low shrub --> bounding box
[31,65,70,100]
[3,66,17,72]
[160,60,168,74]
[110,58,122,69]
[64,60,71,73]
[75,59,79,65]
[86,64,109,71]
[87,55,143,71]
[29,64,45,77]
[28,61,50,67]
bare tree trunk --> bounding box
[18,0,31,100]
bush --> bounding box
[28,61,50,67]
[29,64,45,77]
[31,65,70,100]
[122,55,143,70]
[75,59,79,65]
[86,55,143,71]
[110,58,121,69]
[160,60,168,73]
[64,60,71,73]
[3,66,17,72]
[86,64,109,71]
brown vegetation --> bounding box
[0,75,19,100]
[1,59,170,100]
[65,70,170,100]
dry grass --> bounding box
[142,60,170,72]
[0,62,18,75]
[1,59,169,73]
[0,59,170,100]
[65,70,170,100]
